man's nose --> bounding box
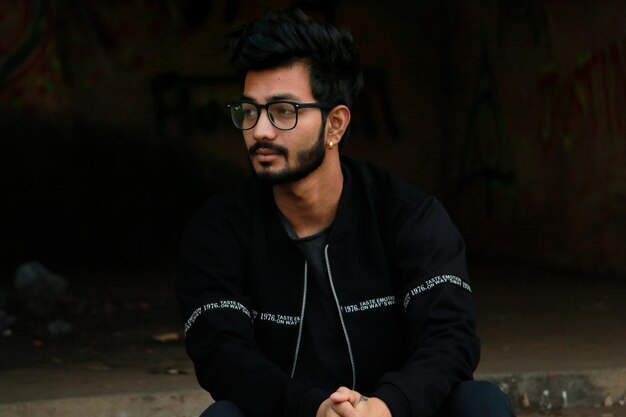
[252,108,277,141]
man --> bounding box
[177,9,514,417]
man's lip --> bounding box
[255,148,279,155]
[252,148,283,163]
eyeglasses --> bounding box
[227,100,332,131]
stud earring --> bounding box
[328,140,334,150]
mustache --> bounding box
[248,142,289,157]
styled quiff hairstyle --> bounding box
[228,9,363,110]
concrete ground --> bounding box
[1,261,625,416]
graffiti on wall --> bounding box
[538,39,626,151]
[0,0,222,116]
[460,40,516,215]
[457,0,552,215]
[0,0,65,113]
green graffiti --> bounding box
[460,41,516,216]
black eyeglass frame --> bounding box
[226,100,334,131]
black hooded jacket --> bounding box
[176,156,480,417]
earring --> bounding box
[328,140,334,150]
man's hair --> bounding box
[228,9,363,110]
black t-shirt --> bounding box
[280,216,352,391]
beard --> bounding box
[248,123,327,185]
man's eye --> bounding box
[273,105,296,116]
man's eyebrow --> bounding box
[240,93,302,102]
[267,93,301,101]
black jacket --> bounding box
[176,157,480,417]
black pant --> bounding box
[199,380,515,417]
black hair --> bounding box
[228,9,363,110]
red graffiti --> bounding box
[538,39,626,150]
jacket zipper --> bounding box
[290,261,308,378]
[324,244,357,390]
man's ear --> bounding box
[326,105,351,145]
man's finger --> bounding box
[329,386,354,404]
[329,391,350,403]
[330,400,359,417]
[330,387,362,407]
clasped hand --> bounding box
[315,386,392,417]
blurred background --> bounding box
[1,0,624,280]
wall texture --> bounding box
[438,0,626,273]
[1,0,624,274]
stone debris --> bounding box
[0,310,16,337]
[149,367,190,375]
[604,395,613,407]
[152,331,180,343]
[540,389,553,412]
[48,319,74,337]
[14,261,68,317]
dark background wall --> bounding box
[1,0,624,278]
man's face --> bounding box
[242,62,327,185]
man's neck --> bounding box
[272,157,343,238]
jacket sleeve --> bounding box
[371,197,480,417]
[176,202,328,417]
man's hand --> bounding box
[354,395,392,417]
[316,387,358,417]
[316,386,392,417]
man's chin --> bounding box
[255,171,295,185]
[255,167,314,185]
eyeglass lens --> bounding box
[230,102,298,130]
